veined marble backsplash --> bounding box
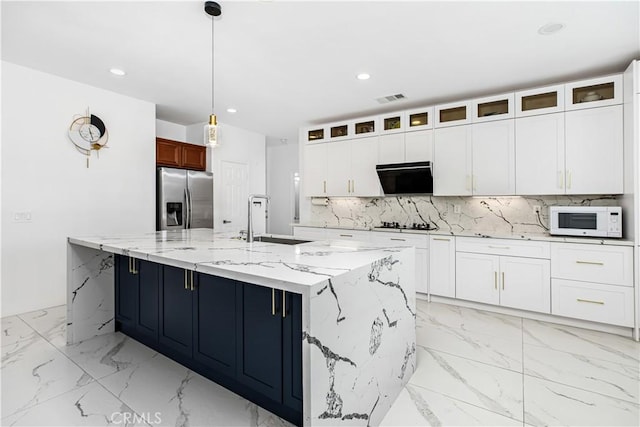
[308,195,621,234]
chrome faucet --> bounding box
[247,194,270,243]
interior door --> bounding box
[187,171,213,229]
[220,161,248,233]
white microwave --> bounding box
[549,206,622,238]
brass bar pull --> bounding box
[433,238,451,241]
[351,180,355,193]
[558,170,564,189]
[577,298,605,305]
[566,170,572,189]
[132,259,138,275]
[576,260,604,266]
[271,288,276,316]
[502,272,505,290]
[494,272,497,290]
[347,180,350,193]
[390,238,406,241]
[128,257,132,273]
[488,245,510,250]
[339,234,353,238]
[282,291,286,318]
[190,271,194,291]
[323,180,326,194]
[184,270,188,290]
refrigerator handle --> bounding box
[184,188,190,229]
[187,188,193,229]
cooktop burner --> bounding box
[378,222,435,230]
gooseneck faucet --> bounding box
[247,194,270,243]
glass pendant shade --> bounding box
[205,114,218,146]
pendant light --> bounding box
[204,1,222,146]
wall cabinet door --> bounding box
[193,274,237,378]
[433,125,472,195]
[499,257,550,313]
[181,144,206,171]
[456,252,499,305]
[405,129,433,162]
[351,136,381,197]
[135,259,160,340]
[115,255,137,330]
[565,105,623,194]
[237,283,283,403]
[515,113,565,195]
[303,143,328,197]
[472,119,515,195]
[378,133,405,164]
[156,138,182,168]
[326,140,351,196]
[159,265,193,358]
[429,236,456,298]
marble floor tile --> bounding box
[18,305,67,349]
[523,318,640,367]
[524,343,639,404]
[1,316,37,347]
[409,345,523,421]
[417,321,523,372]
[1,335,93,418]
[1,381,146,427]
[524,374,640,426]
[98,351,292,426]
[380,383,522,426]
[417,301,523,342]
[60,331,157,380]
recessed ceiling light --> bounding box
[538,22,565,35]
[109,68,126,76]
[356,73,370,80]
[226,108,237,113]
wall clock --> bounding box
[68,109,109,167]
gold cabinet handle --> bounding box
[494,271,497,290]
[190,271,194,291]
[323,180,326,194]
[577,298,604,305]
[184,270,188,290]
[347,180,350,193]
[271,288,276,316]
[128,257,138,274]
[566,170,572,189]
[488,245,510,250]
[390,238,406,241]
[339,234,353,237]
[576,260,604,266]
[282,290,286,318]
[351,180,355,193]
[128,257,132,274]
[433,237,451,241]
[502,272,505,290]
[558,170,564,189]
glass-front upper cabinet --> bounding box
[329,122,350,141]
[306,126,327,143]
[435,101,472,128]
[515,84,565,117]
[352,116,379,138]
[380,112,404,134]
[565,74,622,111]
[472,93,515,122]
[404,107,434,132]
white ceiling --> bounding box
[2,1,639,145]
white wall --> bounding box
[1,62,156,316]
[267,143,299,235]
[156,119,187,142]
[185,121,266,232]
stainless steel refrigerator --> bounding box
[157,167,213,230]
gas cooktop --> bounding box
[377,222,435,231]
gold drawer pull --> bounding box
[190,271,194,291]
[488,245,510,250]
[282,291,286,318]
[494,271,497,289]
[339,234,353,237]
[390,238,406,241]
[577,298,605,305]
[272,288,276,316]
[433,238,450,241]
[184,270,188,290]
[502,272,505,290]
[576,260,604,266]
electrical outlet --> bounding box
[453,205,461,214]
[533,205,541,214]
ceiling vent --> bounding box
[376,94,406,104]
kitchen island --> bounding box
[67,229,416,426]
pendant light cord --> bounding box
[211,15,215,113]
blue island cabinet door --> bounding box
[282,292,303,412]
[135,260,160,341]
[237,283,283,403]
[193,274,237,378]
[115,255,137,332]
[159,265,193,358]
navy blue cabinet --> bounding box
[115,255,137,330]
[135,260,160,341]
[159,265,194,358]
[283,292,303,411]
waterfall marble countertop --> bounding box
[292,223,634,246]
[68,228,414,291]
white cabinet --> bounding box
[429,235,456,297]
[370,232,429,294]
[565,74,623,111]
[324,228,371,242]
[379,130,433,164]
[472,93,515,122]
[433,125,472,195]
[326,137,381,197]
[293,226,327,241]
[380,112,405,134]
[405,107,434,132]
[305,126,328,143]
[456,237,551,313]
[565,105,623,194]
[303,143,328,197]
[515,113,565,195]
[435,101,472,128]
[515,84,565,117]
[471,119,515,195]
[550,243,633,327]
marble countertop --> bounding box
[68,228,413,290]
[293,223,634,246]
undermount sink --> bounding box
[253,236,311,245]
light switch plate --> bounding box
[13,211,32,222]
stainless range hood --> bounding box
[376,161,433,195]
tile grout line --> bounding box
[415,343,524,375]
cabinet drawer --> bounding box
[370,231,428,249]
[456,237,550,258]
[293,226,326,241]
[550,243,633,286]
[551,279,634,327]
[325,228,371,242]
